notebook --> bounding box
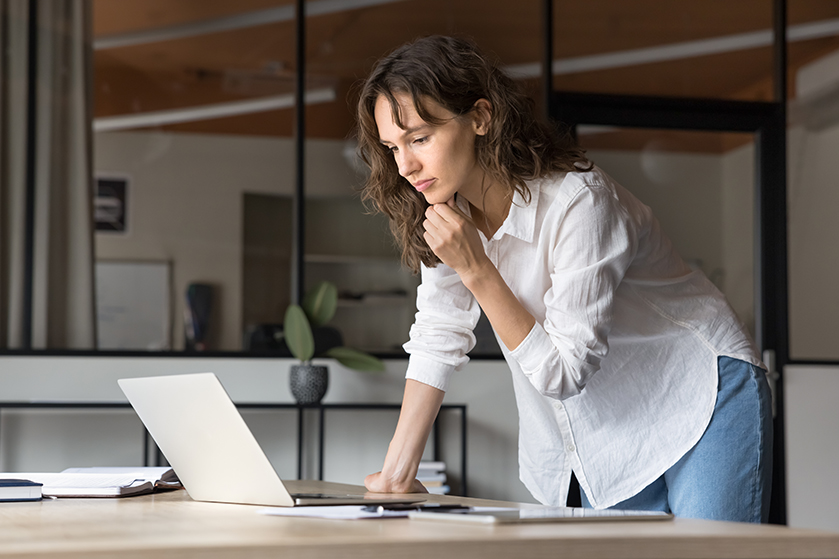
[118,372,424,508]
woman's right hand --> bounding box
[365,470,428,494]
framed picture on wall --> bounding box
[95,175,129,233]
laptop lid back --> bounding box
[119,372,295,507]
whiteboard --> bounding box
[95,261,171,350]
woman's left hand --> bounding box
[423,197,491,281]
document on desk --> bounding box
[0,469,180,498]
[260,505,408,520]
[259,505,511,520]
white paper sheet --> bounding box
[258,505,514,520]
[258,505,406,520]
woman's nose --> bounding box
[396,151,419,178]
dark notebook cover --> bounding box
[0,479,43,502]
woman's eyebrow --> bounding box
[380,124,430,145]
[401,124,429,136]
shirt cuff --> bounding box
[509,322,554,374]
[405,354,455,392]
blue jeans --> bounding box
[581,356,773,522]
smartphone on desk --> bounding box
[408,506,674,524]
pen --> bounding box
[363,503,472,513]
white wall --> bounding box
[0,355,534,504]
[94,132,363,352]
[784,364,839,532]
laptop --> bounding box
[118,372,424,508]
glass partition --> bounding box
[788,92,839,360]
[93,1,296,351]
[90,0,543,354]
[34,0,836,355]
[786,3,839,361]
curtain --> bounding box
[0,0,95,349]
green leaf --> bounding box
[324,346,385,372]
[302,281,338,327]
[283,304,314,362]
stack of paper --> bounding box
[417,461,449,495]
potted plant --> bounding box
[284,281,384,404]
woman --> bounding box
[355,35,772,522]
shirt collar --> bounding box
[498,179,539,243]
[456,179,539,243]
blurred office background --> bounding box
[1,0,839,530]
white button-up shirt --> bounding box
[403,167,762,509]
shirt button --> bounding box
[553,402,562,410]
[567,444,576,453]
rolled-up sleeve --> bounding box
[509,185,636,400]
[403,262,481,392]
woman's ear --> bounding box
[472,98,492,136]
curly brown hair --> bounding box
[356,35,590,274]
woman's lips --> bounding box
[413,178,435,192]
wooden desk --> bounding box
[1,480,838,559]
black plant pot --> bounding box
[289,364,329,405]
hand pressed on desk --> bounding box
[365,471,428,494]
[365,380,444,495]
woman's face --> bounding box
[374,92,487,205]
